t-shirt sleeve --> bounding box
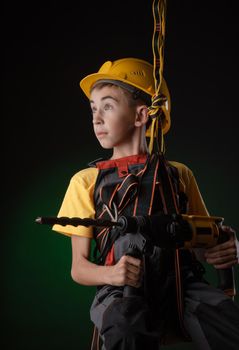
[186,171,209,216]
[173,162,209,216]
[52,168,98,238]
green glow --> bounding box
[3,148,238,350]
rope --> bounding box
[148,1,191,341]
[148,0,167,154]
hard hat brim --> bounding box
[79,73,154,99]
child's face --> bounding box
[90,85,138,150]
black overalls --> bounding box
[89,153,239,350]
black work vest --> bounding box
[90,152,189,265]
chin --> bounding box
[98,140,114,149]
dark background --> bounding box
[2,1,239,349]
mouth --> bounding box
[96,131,108,138]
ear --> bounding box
[135,105,149,127]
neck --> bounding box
[111,131,149,160]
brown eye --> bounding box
[104,103,113,111]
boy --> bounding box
[52,58,239,349]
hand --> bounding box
[106,255,143,288]
[204,226,238,269]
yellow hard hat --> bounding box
[79,58,171,134]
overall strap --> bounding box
[157,154,179,214]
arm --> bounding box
[70,235,143,288]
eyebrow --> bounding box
[90,96,119,104]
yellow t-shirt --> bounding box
[52,161,209,238]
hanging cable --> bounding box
[148,0,167,155]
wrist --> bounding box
[101,265,113,285]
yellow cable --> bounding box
[148,0,167,154]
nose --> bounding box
[92,109,104,125]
